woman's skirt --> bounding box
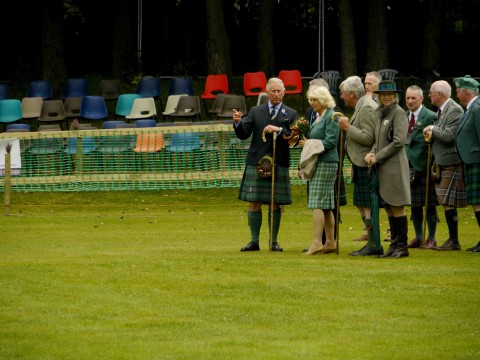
[307,161,338,209]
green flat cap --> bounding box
[454,75,479,91]
[374,80,402,93]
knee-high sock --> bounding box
[248,210,262,244]
[365,218,379,248]
[475,211,480,228]
[411,207,423,240]
[426,206,439,240]
[268,208,281,242]
[445,208,459,243]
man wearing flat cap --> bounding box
[454,75,480,252]
[423,80,466,251]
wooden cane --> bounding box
[331,112,344,255]
[422,140,432,247]
[269,132,277,252]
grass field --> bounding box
[1,185,479,359]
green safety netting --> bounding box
[0,125,352,192]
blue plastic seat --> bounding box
[115,93,141,118]
[101,120,127,129]
[0,99,23,123]
[134,119,157,128]
[80,96,108,121]
[6,123,30,132]
[0,84,10,100]
[27,80,53,100]
[169,77,194,96]
[167,132,200,152]
[63,78,89,99]
[136,78,161,98]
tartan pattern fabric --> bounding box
[435,164,467,208]
[238,165,292,204]
[464,163,480,205]
[352,165,372,207]
[307,161,338,209]
[410,170,439,207]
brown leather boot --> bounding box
[388,216,409,259]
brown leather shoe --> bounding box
[407,238,423,248]
[421,239,437,250]
[434,239,461,251]
[353,232,368,241]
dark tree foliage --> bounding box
[0,0,478,89]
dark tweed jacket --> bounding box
[234,102,297,167]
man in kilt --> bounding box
[337,76,380,256]
[233,77,297,252]
[423,80,466,251]
[454,75,480,252]
[405,85,439,249]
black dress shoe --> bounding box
[466,241,480,251]
[472,246,480,253]
[271,242,283,252]
[241,242,260,252]
[349,245,384,256]
[434,239,461,251]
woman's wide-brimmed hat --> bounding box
[374,80,402,93]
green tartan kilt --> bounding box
[464,163,480,205]
[238,165,292,205]
[352,165,371,207]
[307,161,338,209]
[410,169,439,207]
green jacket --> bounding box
[406,105,437,172]
[307,107,339,163]
[456,97,480,164]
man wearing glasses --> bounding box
[423,80,466,250]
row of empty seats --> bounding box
[0,69,310,131]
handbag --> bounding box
[431,160,441,183]
[256,155,274,178]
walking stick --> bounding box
[270,132,277,252]
[422,139,432,246]
[332,112,344,255]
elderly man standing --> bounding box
[423,80,466,251]
[338,76,380,256]
[233,77,297,252]
[404,85,439,249]
[454,75,480,252]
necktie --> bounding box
[270,106,276,120]
[461,108,468,122]
[437,109,441,120]
[409,113,415,133]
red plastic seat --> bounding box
[200,74,228,100]
[200,74,229,117]
[278,69,304,109]
[243,71,267,97]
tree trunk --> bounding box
[422,0,443,73]
[205,0,232,77]
[338,0,357,78]
[113,0,135,80]
[257,0,275,77]
[365,0,389,72]
[42,0,67,98]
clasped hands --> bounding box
[364,152,377,167]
